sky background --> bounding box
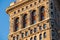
[0,0,15,40]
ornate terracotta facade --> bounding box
[6,0,60,40]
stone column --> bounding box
[10,17,14,33]
[19,14,23,29]
[27,12,30,27]
[36,8,40,23]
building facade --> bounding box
[6,0,60,40]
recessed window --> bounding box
[39,0,41,3]
[30,10,36,25]
[25,31,28,36]
[22,14,27,28]
[34,36,37,40]
[21,33,24,38]
[30,30,33,34]
[44,32,46,38]
[30,4,32,7]
[50,3,53,9]
[14,11,16,14]
[52,39,55,40]
[39,26,42,30]
[22,8,24,11]
[39,6,45,21]
[34,2,37,5]
[51,6,53,9]
[26,6,28,9]
[13,36,15,40]
[40,6,45,13]
[43,24,46,29]
[14,17,19,32]
[30,37,33,40]
[39,34,42,40]
[51,21,54,28]
[17,35,19,40]
[26,39,28,40]
[34,28,37,33]
[51,11,54,17]
[52,30,55,36]
[46,2,49,4]
[18,10,20,12]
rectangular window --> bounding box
[39,6,45,21]
[30,10,36,25]
[34,28,37,33]
[25,32,28,36]
[22,14,27,28]
[21,33,24,38]
[30,30,33,34]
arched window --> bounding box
[34,28,37,33]
[43,24,46,29]
[39,6,45,21]
[13,36,16,40]
[30,10,36,25]
[39,34,42,40]
[17,35,19,40]
[22,14,27,28]
[44,32,46,38]
[25,31,28,36]
[30,29,33,34]
[30,37,33,40]
[14,17,19,32]
[34,36,37,40]
[21,33,24,38]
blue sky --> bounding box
[0,0,15,40]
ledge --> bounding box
[6,0,32,14]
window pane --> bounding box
[25,32,28,36]
[30,37,33,40]
[39,34,42,40]
[34,28,37,33]
[43,24,46,29]
[30,30,33,34]
[34,36,37,40]
[21,33,24,38]
[44,32,46,38]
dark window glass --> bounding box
[39,26,42,30]
[39,6,45,21]
[39,34,42,40]
[22,14,27,28]
[14,11,16,14]
[39,0,41,3]
[30,10,36,25]
[52,30,55,36]
[34,2,37,5]
[30,30,33,34]
[44,32,46,38]
[14,17,19,32]
[51,21,54,28]
[17,35,19,40]
[30,37,33,40]
[50,3,53,9]
[34,28,37,33]
[43,24,46,29]
[22,8,24,11]
[25,32,28,36]
[34,36,37,40]
[13,36,15,40]
[26,6,28,9]
[52,39,55,40]
[18,10,20,12]
[21,33,24,38]
[30,4,32,7]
